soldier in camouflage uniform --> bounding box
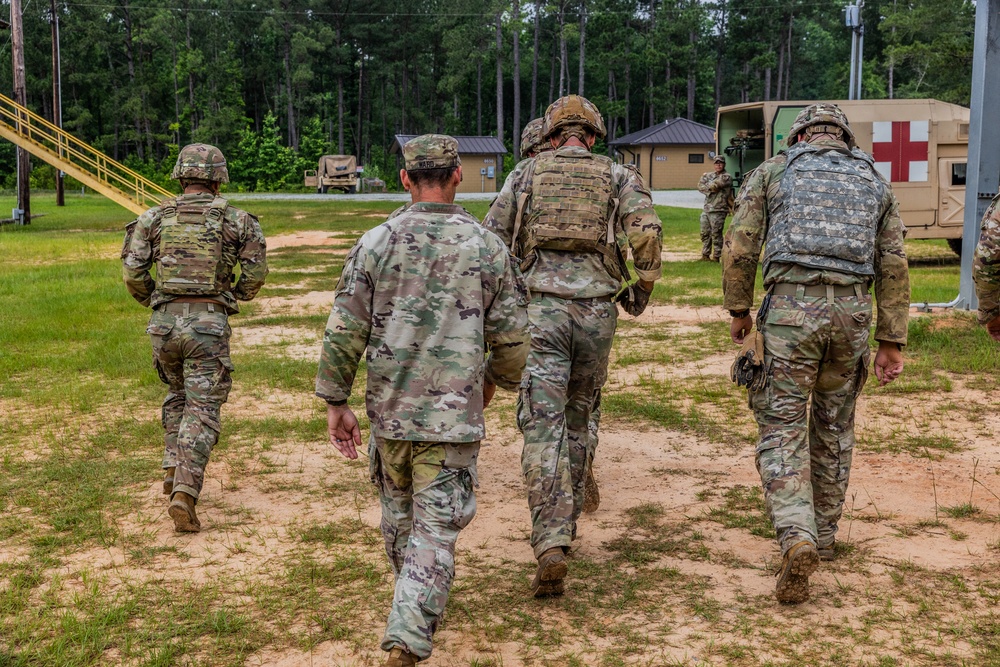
[122,143,268,533]
[722,104,909,604]
[973,193,1000,340]
[521,117,550,159]
[316,135,529,667]
[484,95,662,597]
[697,155,733,261]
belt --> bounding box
[156,300,222,314]
[530,292,615,304]
[770,283,866,299]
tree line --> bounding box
[0,0,975,191]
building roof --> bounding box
[391,135,508,155]
[608,118,715,147]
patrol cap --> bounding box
[402,134,462,171]
[713,155,726,165]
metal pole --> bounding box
[848,13,857,100]
[11,0,30,225]
[51,0,63,206]
[856,24,864,99]
[957,0,1000,310]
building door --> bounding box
[938,159,967,227]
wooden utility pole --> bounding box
[51,0,63,206]
[11,0,30,224]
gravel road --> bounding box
[226,190,704,209]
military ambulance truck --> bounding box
[304,154,359,193]
[716,99,970,253]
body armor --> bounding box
[515,151,624,279]
[763,143,885,278]
[156,196,230,296]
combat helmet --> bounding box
[171,143,230,183]
[542,95,607,141]
[521,118,547,158]
[786,103,856,148]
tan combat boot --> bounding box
[168,492,201,533]
[775,541,819,604]
[582,467,600,513]
[162,467,176,495]
[531,547,568,598]
[383,646,418,667]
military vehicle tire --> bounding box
[348,185,357,194]
[320,184,328,194]
[947,237,963,257]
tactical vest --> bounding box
[514,150,626,279]
[156,196,229,296]
[762,142,885,278]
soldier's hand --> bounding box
[730,315,753,344]
[873,342,904,386]
[987,316,1000,342]
[616,280,654,317]
[483,381,497,409]
[327,403,362,459]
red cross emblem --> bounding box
[872,120,929,182]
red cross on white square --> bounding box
[872,120,929,182]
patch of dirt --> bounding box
[624,303,728,326]
[254,291,337,317]
[268,231,357,250]
[661,250,702,262]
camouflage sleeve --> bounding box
[482,160,533,248]
[315,241,374,403]
[616,164,662,283]
[973,195,1000,324]
[121,208,159,307]
[697,172,711,195]
[483,249,530,391]
[873,191,910,344]
[232,213,268,301]
[717,172,733,193]
[721,163,771,311]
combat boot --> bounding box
[383,647,417,667]
[531,547,567,598]
[775,541,819,604]
[700,254,711,261]
[162,467,175,495]
[818,540,836,561]
[168,492,201,533]
[582,467,600,513]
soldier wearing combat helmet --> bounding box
[122,143,268,533]
[484,95,663,597]
[722,103,909,603]
[317,134,529,666]
[520,117,549,159]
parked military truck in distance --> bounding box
[304,155,358,193]
[716,99,971,254]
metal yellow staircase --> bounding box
[0,92,173,215]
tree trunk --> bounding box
[608,69,616,139]
[186,7,195,136]
[282,4,298,149]
[356,52,364,156]
[784,16,793,99]
[496,11,504,143]
[548,33,556,103]
[513,0,521,157]
[477,60,482,135]
[578,0,586,96]
[557,3,566,97]
[763,67,771,102]
[123,1,143,159]
[686,28,696,119]
[713,0,726,111]
[532,0,541,116]
[776,32,785,102]
[402,65,408,133]
[337,27,344,154]
[624,43,631,135]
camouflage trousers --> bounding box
[700,210,727,259]
[517,294,617,558]
[370,436,479,661]
[748,288,871,555]
[147,301,234,501]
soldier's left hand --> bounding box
[327,404,362,459]
[873,342,904,386]
[986,316,1000,342]
[483,381,497,408]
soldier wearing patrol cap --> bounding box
[722,103,910,604]
[520,117,550,159]
[484,95,663,598]
[122,143,268,533]
[697,154,733,261]
[317,134,529,666]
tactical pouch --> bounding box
[156,196,228,296]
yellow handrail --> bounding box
[0,92,174,215]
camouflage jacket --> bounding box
[315,202,530,443]
[121,193,268,314]
[973,193,1000,323]
[721,138,910,345]
[697,170,733,213]
[482,146,663,299]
